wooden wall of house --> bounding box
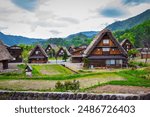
[91,48,102,55]
[90,35,121,56]
[91,47,121,55]
[110,48,121,54]
[29,58,48,63]
[88,59,127,68]
[32,48,45,57]
[97,37,114,46]
[71,57,83,63]
[141,54,150,59]
[122,40,134,52]
[72,49,85,55]
[8,48,23,62]
[0,62,2,70]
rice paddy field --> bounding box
[0,64,150,93]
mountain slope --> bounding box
[0,32,45,46]
[107,9,150,31]
[66,31,98,39]
[114,20,150,47]
[1,9,149,47]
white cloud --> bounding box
[0,0,149,38]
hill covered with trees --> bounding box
[114,20,150,47]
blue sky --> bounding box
[0,0,149,38]
[11,0,38,11]
[122,0,150,6]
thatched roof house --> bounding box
[45,44,59,57]
[0,40,13,69]
[8,45,23,63]
[120,39,134,52]
[71,45,87,63]
[56,47,71,57]
[83,29,128,68]
[140,48,150,59]
[28,44,48,63]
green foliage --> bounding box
[128,49,138,59]
[83,58,89,68]
[41,34,93,48]
[128,61,148,68]
[62,50,68,62]
[47,49,55,58]
[114,20,150,47]
[55,80,80,91]
[19,44,34,63]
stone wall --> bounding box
[0,91,150,100]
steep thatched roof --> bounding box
[0,40,13,61]
[29,44,48,58]
[120,39,134,47]
[56,47,71,57]
[84,29,127,57]
[45,44,59,52]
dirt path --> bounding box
[89,85,150,94]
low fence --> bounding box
[0,91,150,100]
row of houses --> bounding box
[0,29,149,69]
[28,29,134,68]
[71,29,131,68]
[28,44,71,63]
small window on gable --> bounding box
[103,39,109,44]
[35,51,40,55]
[102,48,110,51]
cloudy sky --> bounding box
[0,0,149,39]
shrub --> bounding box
[83,58,89,68]
[128,61,148,68]
[55,80,80,91]
[55,81,63,89]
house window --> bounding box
[116,60,122,64]
[102,48,110,51]
[110,60,115,64]
[106,60,115,65]
[103,39,109,44]
[35,51,40,55]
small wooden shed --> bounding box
[25,65,32,76]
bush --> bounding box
[128,61,148,68]
[55,80,80,91]
[83,58,89,68]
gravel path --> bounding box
[89,85,150,94]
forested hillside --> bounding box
[114,20,150,47]
[107,9,150,31]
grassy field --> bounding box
[31,64,74,76]
[0,72,124,91]
[0,64,150,92]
